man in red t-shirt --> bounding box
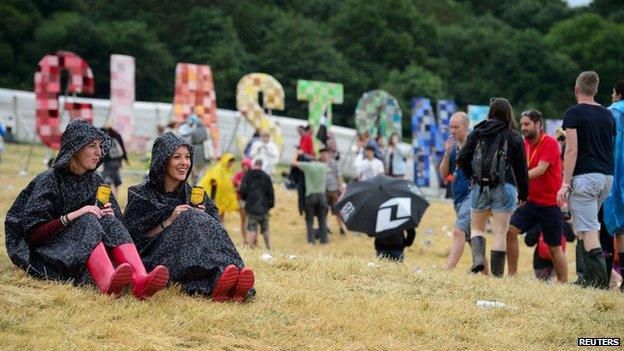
[297,125,315,158]
[506,110,568,282]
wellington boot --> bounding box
[490,250,506,278]
[86,242,132,296]
[469,236,486,273]
[111,243,169,299]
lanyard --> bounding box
[526,133,546,167]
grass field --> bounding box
[0,143,622,350]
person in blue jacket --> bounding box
[603,79,624,291]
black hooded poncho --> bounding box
[4,119,133,284]
[122,132,244,295]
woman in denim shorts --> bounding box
[457,98,529,277]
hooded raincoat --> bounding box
[4,119,133,284]
[199,153,239,214]
[122,132,245,295]
[603,100,624,235]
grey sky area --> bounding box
[566,0,592,7]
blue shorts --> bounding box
[471,183,517,213]
[453,198,471,239]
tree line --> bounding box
[1,0,622,136]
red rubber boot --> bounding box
[86,242,132,296]
[111,243,169,300]
[211,265,239,302]
[230,267,255,302]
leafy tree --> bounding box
[174,7,248,110]
[547,13,624,105]
[254,12,357,126]
[381,63,447,136]
[24,13,173,101]
[331,0,436,82]
[500,0,571,33]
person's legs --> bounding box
[86,242,132,296]
[617,233,624,291]
[488,184,516,277]
[260,213,270,251]
[239,207,248,242]
[506,225,522,275]
[539,205,568,283]
[317,194,329,244]
[111,243,169,299]
[490,211,512,277]
[444,199,470,270]
[548,245,568,283]
[444,229,467,270]
[304,196,316,245]
[469,185,489,273]
[507,203,537,276]
[470,210,490,273]
[575,235,585,284]
[569,174,609,288]
[246,215,259,248]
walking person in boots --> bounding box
[4,119,168,299]
[457,98,528,277]
[557,71,616,289]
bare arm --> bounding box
[528,160,549,180]
[439,152,451,180]
[557,129,577,207]
[562,129,578,185]
[439,137,453,179]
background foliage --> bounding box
[1,0,622,134]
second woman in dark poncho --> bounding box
[123,132,255,301]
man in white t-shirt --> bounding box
[249,132,280,177]
[357,145,385,180]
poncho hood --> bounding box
[53,119,111,172]
[148,132,194,192]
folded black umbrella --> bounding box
[333,175,429,238]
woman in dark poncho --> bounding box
[4,119,169,298]
[123,132,255,302]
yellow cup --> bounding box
[190,186,205,206]
[96,184,111,208]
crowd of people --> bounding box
[441,71,623,290]
[3,70,623,303]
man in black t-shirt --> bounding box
[557,71,616,289]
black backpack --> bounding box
[471,132,508,187]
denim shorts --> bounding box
[470,183,517,213]
[453,198,471,237]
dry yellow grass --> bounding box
[0,143,622,350]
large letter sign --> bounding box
[354,89,402,141]
[236,73,285,130]
[34,51,94,149]
[296,80,343,132]
[173,63,219,155]
[110,54,135,142]
[412,97,436,187]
